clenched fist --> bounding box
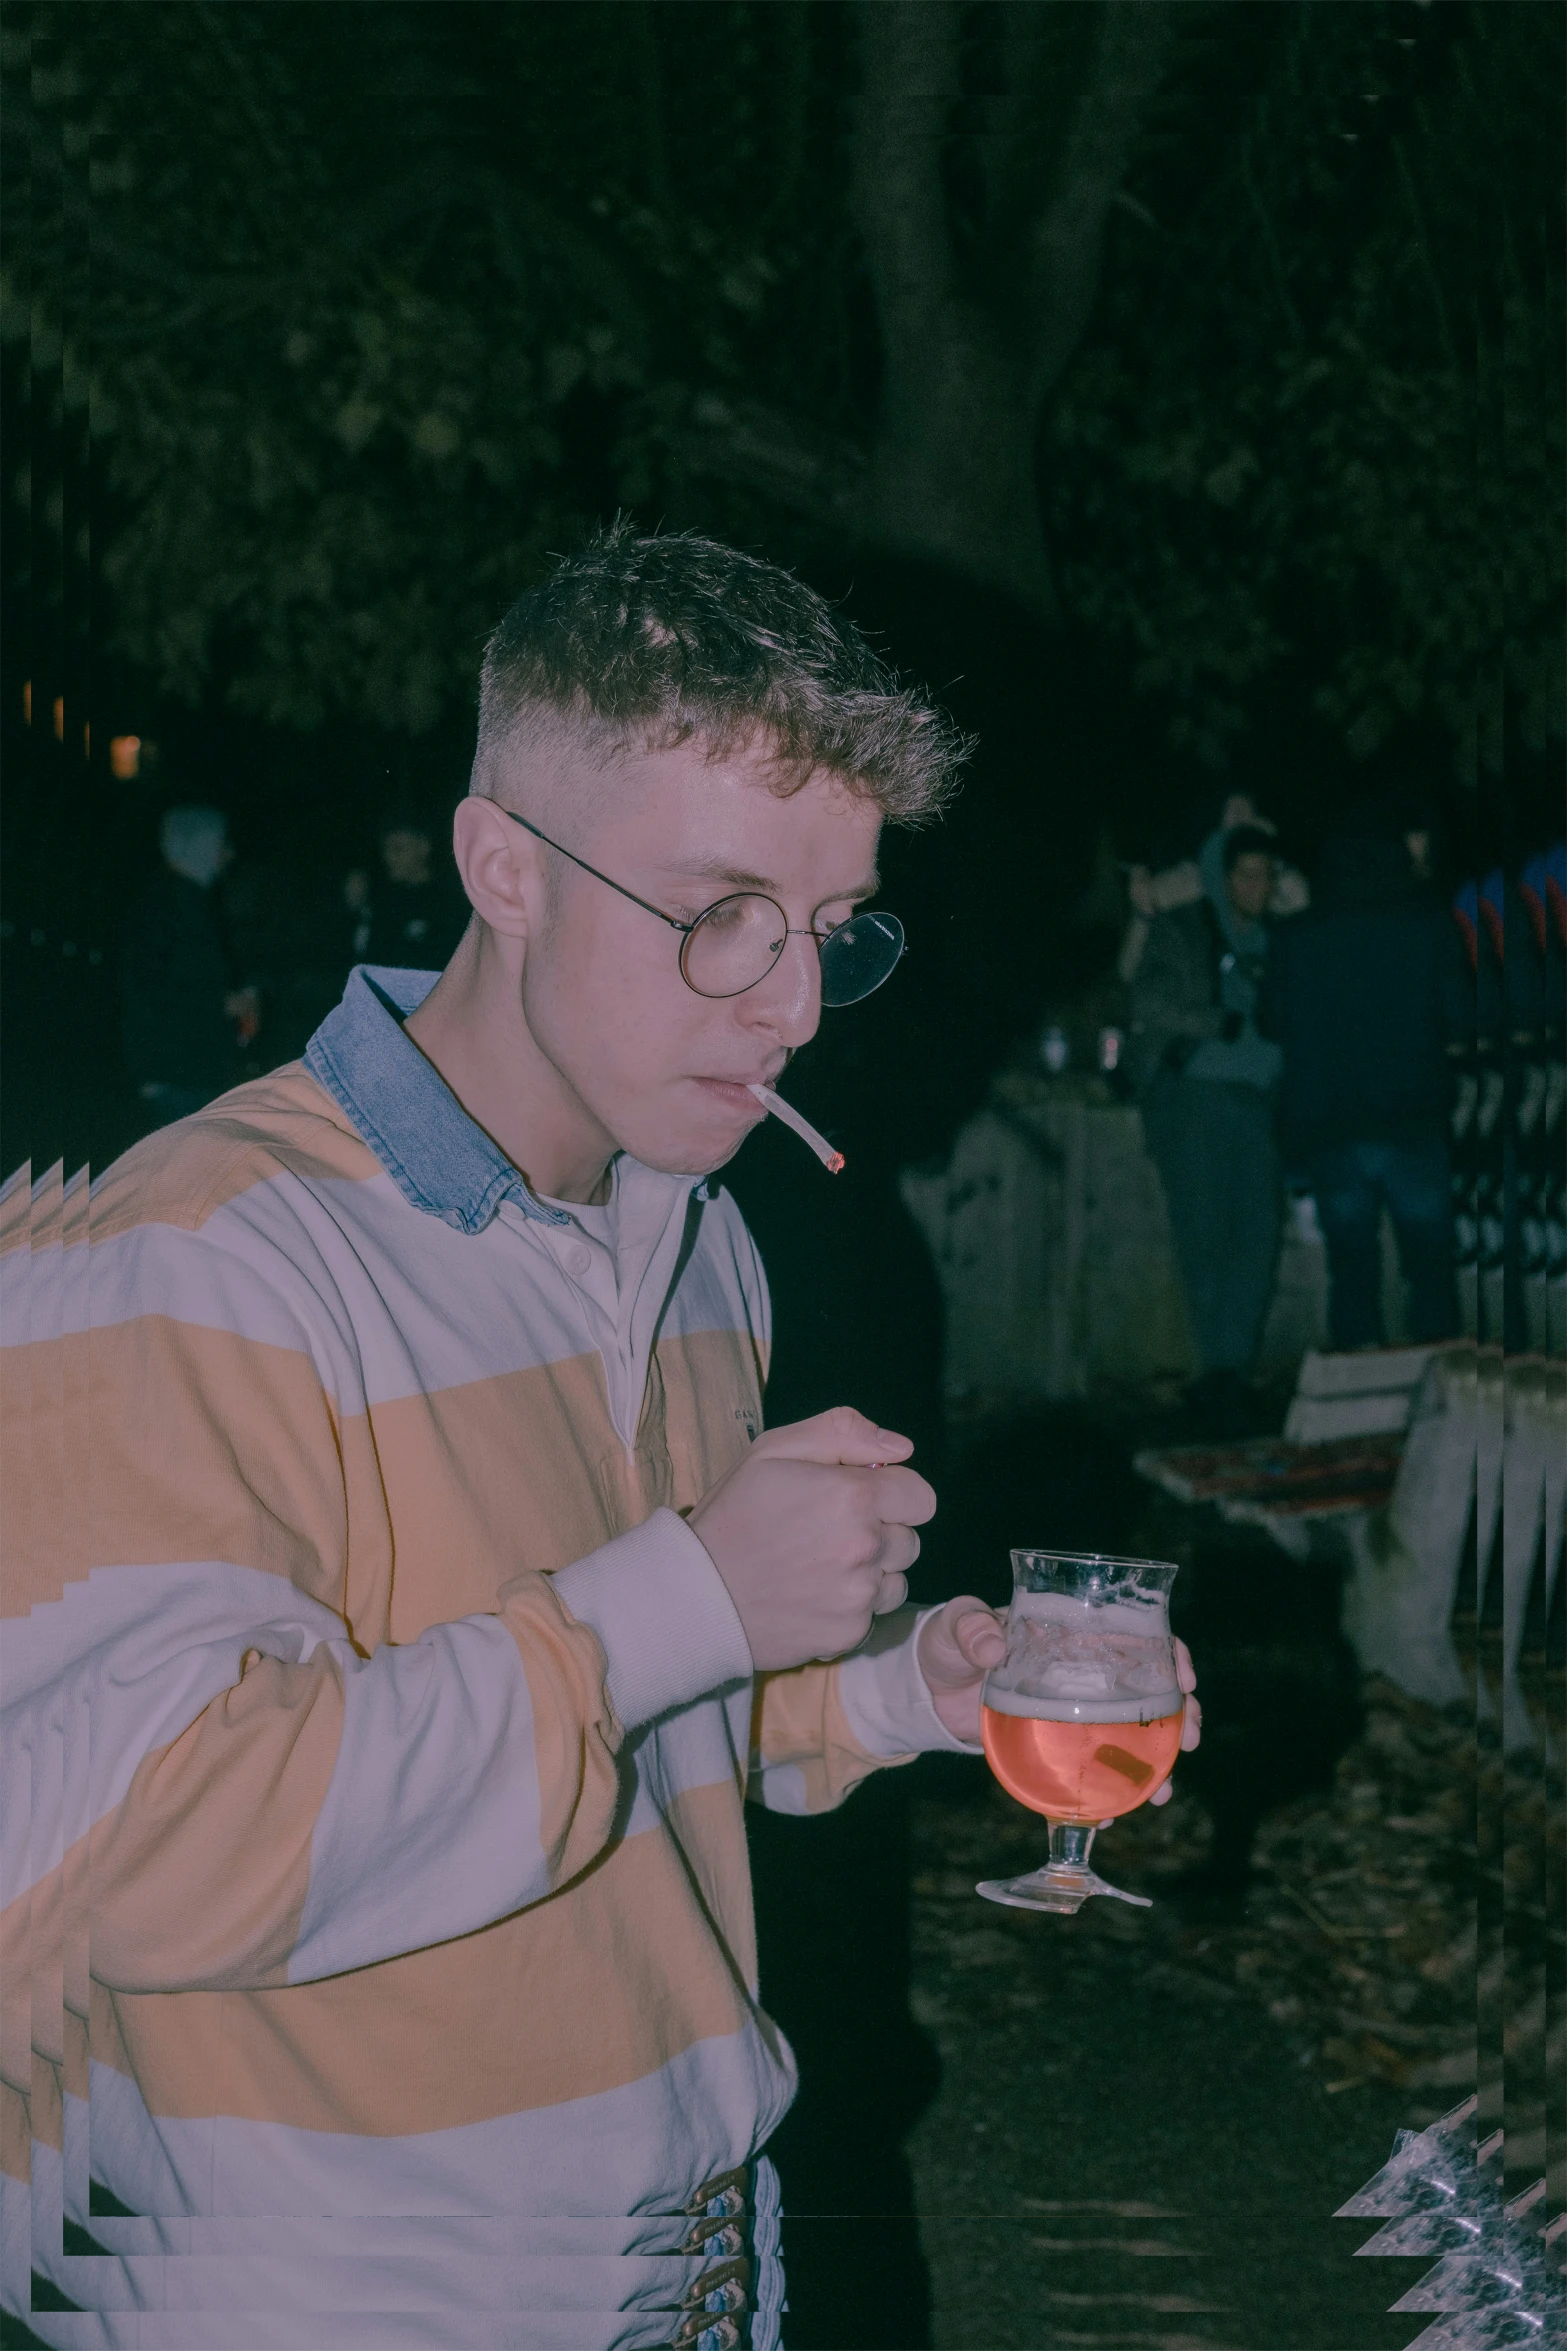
[687,1406,936,1672]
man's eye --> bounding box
[696,898,752,937]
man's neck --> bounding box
[403,932,615,1204]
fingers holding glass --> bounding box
[976,1550,1184,1916]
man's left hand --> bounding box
[917,1599,1203,1807]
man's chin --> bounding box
[632,1136,746,1181]
[618,1114,756,1182]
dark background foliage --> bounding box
[7,0,1560,1179]
[6,5,1561,776]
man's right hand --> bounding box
[687,1407,935,1673]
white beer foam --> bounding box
[987,1589,1179,1721]
[983,1685,1184,1725]
[1009,1591,1168,1637]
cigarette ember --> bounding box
[746,1083,846,1174]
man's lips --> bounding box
[691,1076,777,1112]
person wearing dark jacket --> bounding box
[1131,825,1284,1419]
[343,814,471,974]
[1261,821,1471,1349]
[121,805,252,1123]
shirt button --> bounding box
[566,1243,593,1276]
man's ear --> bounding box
[452,795,540,942]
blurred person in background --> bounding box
[121,804,258,1125]
[1118,792,1308,986]
[1131,823,1284,1428]
[343,805,470,973]
[1262,808,1470,1350]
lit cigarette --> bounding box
[747,1083,845,1174]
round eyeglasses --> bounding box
[500,808,905,1006]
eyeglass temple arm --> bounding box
[498,807,694,935]
[498,807,855,949]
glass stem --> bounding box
[1047,1822,1096,1871]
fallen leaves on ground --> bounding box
[912,1674,1560,2132]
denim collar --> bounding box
[305,966,574,1234]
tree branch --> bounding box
[1020,0,1177,402]
[984,2,1098,262]
[848,0,964,349]
[681,392,868,520]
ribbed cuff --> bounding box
[835,1605,984,1759]
[550,1508,753,1730]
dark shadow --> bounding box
[1134,1495,1367,1897]
[748,1776,939,2351]
[726,1107,947,2351]
[723,556,1079,2348]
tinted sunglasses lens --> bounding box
[819,911,905,1007]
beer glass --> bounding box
[977,1549,1183,1916]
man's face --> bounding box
[383,828,433,886]
[1226,851,1275,923]
[515,741,883,1176]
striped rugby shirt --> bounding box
[1,964,971,2349]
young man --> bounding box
[1130,823,1285,1428]
[1261,811,1470,1349]
[343,807,471,975]
[4,525,1197,2350]
[120,805,257,1127]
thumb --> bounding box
[918,1597,1007,1691]
[751,1405,913,1469]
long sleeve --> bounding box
[82,1575,621,1992]
[6,1062,806,2338]
[1139,923,1221,1040]
[1129,910,1224,1091]
[746,1661,890,1816]
[746,1610,976,1816]
[5,1205,745,2001]
[834,1604,983,1760]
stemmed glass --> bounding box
[977,1549,1183,1916]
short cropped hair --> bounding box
[1222,824,1278,874]
[472,519,967,825]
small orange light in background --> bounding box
[109,734,142,781]
[53,695,65,741]
[21,680,31,725]
[83,721,91,759]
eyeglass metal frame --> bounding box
[497,807,904,1006]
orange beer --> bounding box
[981,1702,1183,1824]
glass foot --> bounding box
[976,1864,1153,1916]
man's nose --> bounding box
[744,929,822,1046]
